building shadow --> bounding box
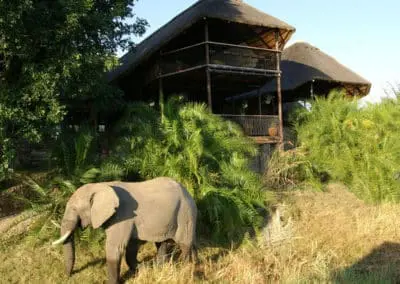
[333,242,400,282]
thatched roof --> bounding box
[108,0,295,82]
[229,42,371,101]
[278,42,371,92]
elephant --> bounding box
[52,177,198,284]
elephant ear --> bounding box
[90,184,119,229]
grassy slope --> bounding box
[2,183,400,283]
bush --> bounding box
[292,90,400,203]
[263,148,322,191]
[110,96,271,242]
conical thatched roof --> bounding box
[229,42,371,101]
[278,42,371,92]
[108,0,295,82]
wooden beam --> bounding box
[161,40,280,57]
[159,77,164,120]
[158,64,206,79]
[208,64,279,74]
[279,31,286,49]
[208,41,280,53]
[160,42,205,56]
[245,25,271,48]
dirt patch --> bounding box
[0,172,49,218]
[0,211,42,240]
[0,185,29,218]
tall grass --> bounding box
[293,91,400,202]
[3,184,400,283]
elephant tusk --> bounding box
[52,230,72,246]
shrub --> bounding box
[263,148,322,191]
[110,96,270,242]
[292,90,400,203]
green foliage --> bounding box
[0,0,148,181]
[111,97,269,241]
[52,124,124,184]
[54,125,96,178]
[19,125,124,243]
[293,90,400,203]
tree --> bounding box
[0,0,147,179]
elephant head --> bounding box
[52,183,119,276]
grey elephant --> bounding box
[52,177,198,284]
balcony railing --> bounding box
[209,42,277,71]
[220,114,280,137]
[159,41,279,77]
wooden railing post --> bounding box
[204,19,212,112]
[159,77,164,122]
[275,30,284,150]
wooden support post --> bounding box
[310,79,314,99]
[89,103,98,132]
[159,77,164,120]
[275,30,284,150]
[205,20,212,112]
[258,88,262,115]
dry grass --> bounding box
[2,183,400,283]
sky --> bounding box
[127,0,400,103]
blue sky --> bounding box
[128,0,400,102]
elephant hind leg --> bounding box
[125,238,139,271]
[190,245,199,263]
[178,243,197,263]
[156,240,175,264]
[156,241,167,264]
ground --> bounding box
[1,183,400,283]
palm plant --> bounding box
[111,96,269,242]
[53,124,124,184]
[292,90,400,203]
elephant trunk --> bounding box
[62,227,75,276]
[58,209,79,277]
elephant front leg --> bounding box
[106,239,123,284]
[125,238,139,271]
